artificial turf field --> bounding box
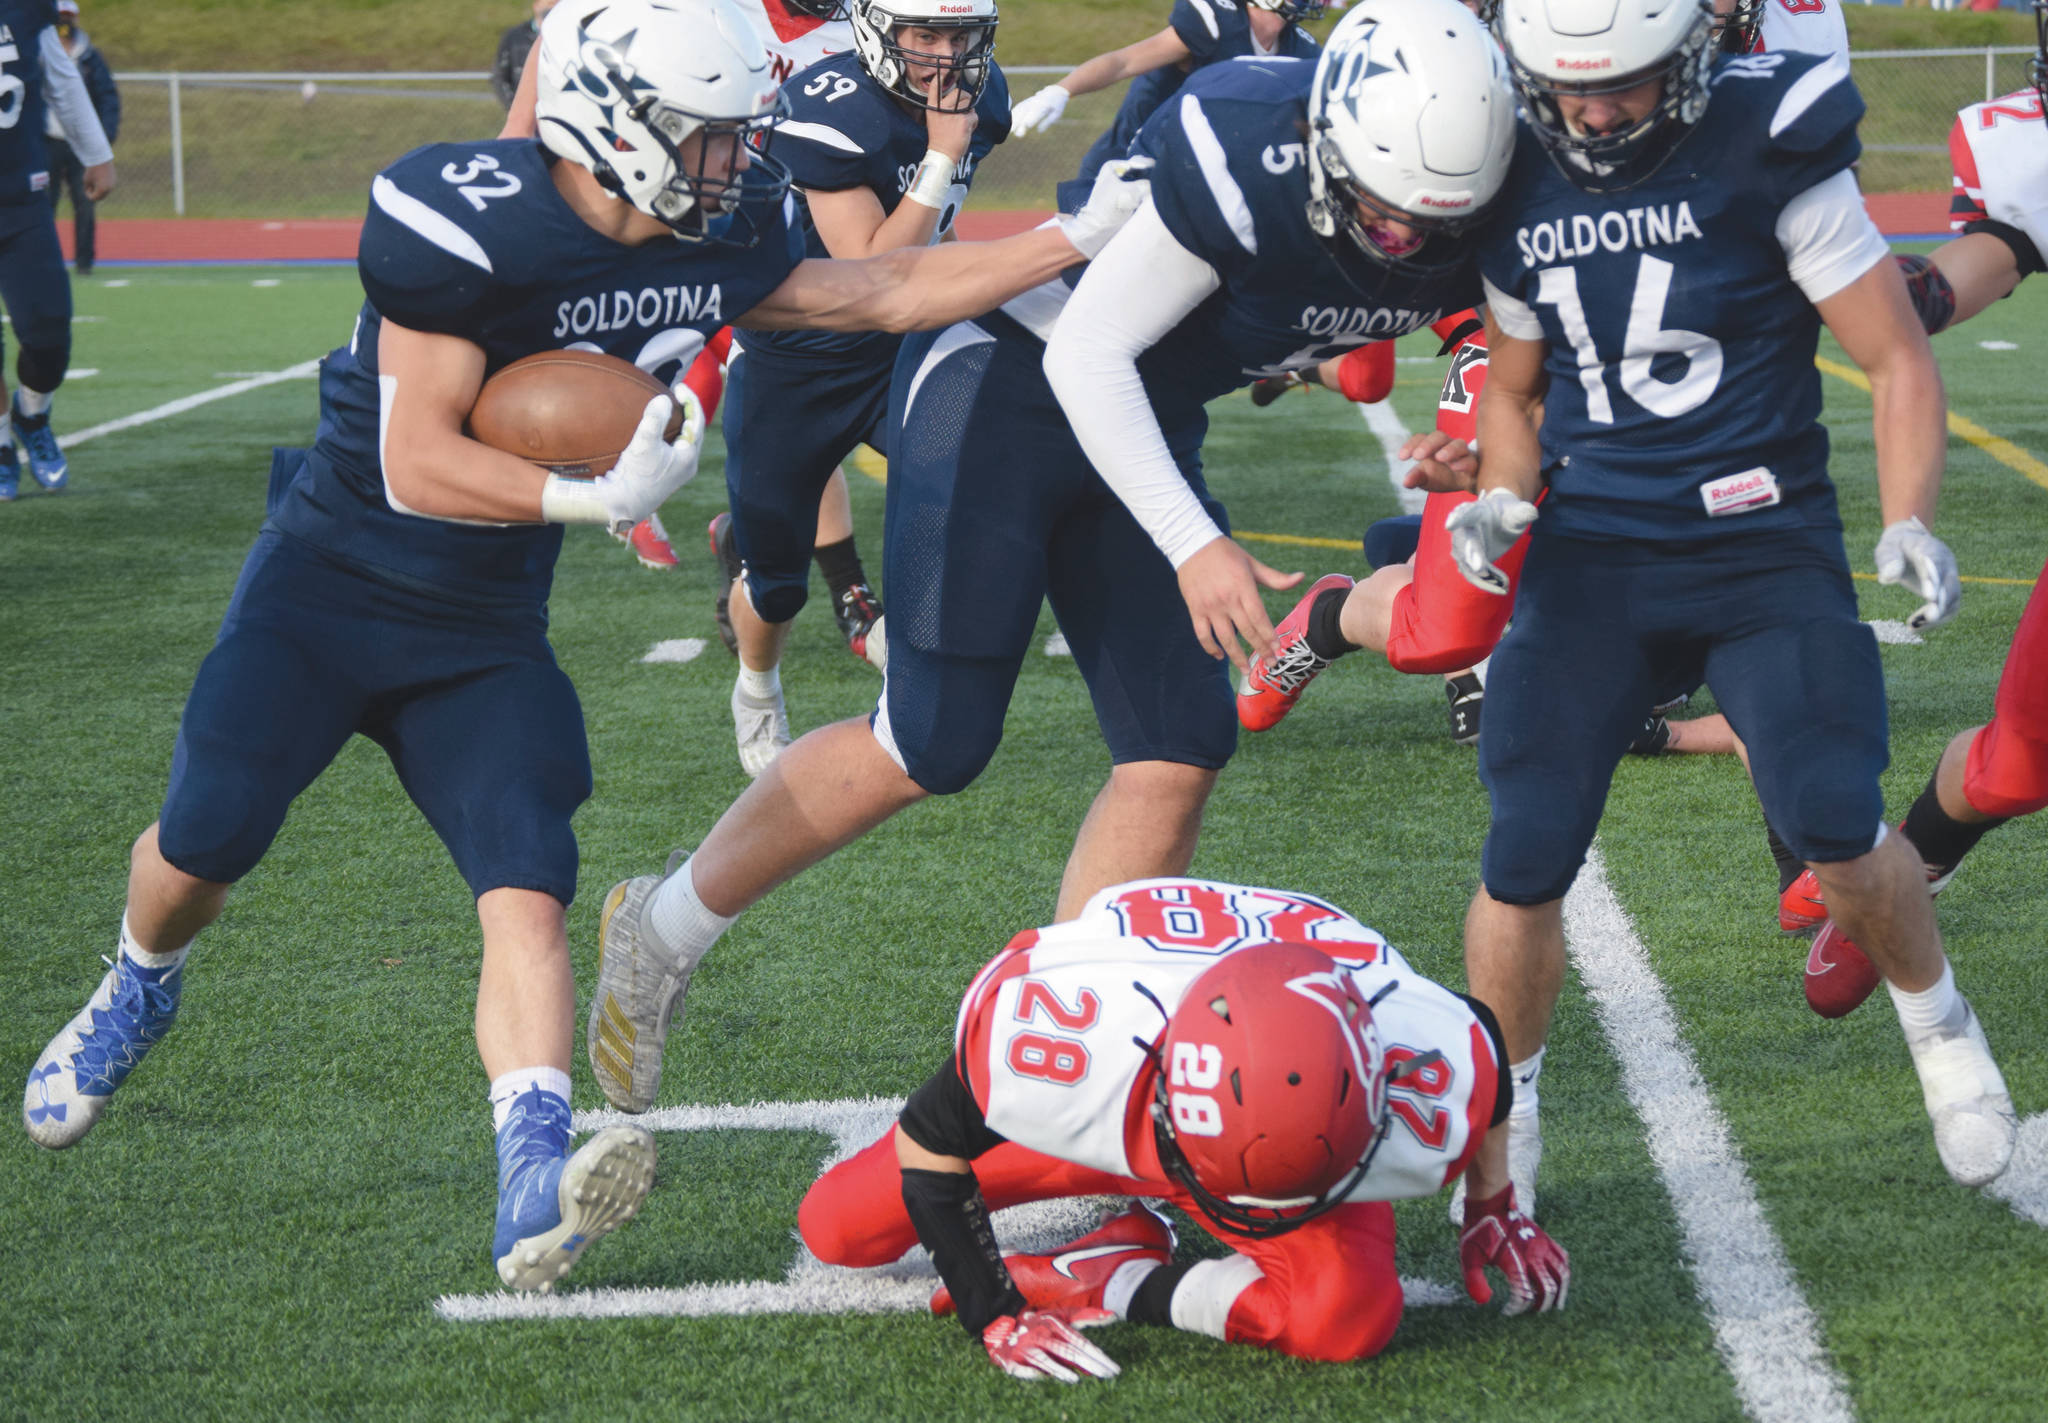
[2,260,2045,1422]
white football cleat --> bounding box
[731,676,790,778]
[1450,1108,1542,1227]
[588,874,702,1113]
[1906,1000,2017,1188]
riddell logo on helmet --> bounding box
[1554,56,1614,71]
[1416,195,1469,209]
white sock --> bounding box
[646,854,738,961]
[1102,1259,1160,1320]
[1508,1048,1544,1118]
[0,408,12,447]
[1888,960,1967,1042]
[1471,655,1490,688]
[16,384,52,418]
[489,1066,573,1131]
[119,914,192,972]
[736,663,781,703]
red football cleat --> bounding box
[1780,868,1827,933]
[1804,919,1880,1019]
[1237,573,1354,733]
[930,1206,1175,1317]
[618,513,680,570]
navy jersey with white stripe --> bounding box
[1096,0,1321,174]
[269,139,805,605]
[1131,58,1481,444]
[742,56,1008,363]
[1476,52,1865,542]
[0,0,60,203]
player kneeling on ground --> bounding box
[799,879,1567,1382]
[19,0,1152,1292]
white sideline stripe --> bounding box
[1985,1113,2048,1228]
[434,1097,1467,1324]
[642,638,707,664]
[1978,341,2018,352]
[1044,632,1071,657]
[1360,400,1427,515]
[57,360,323,451]
[1566,846,1855,1423]
[1864,619,1923,646]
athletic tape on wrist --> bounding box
[905,149,956,211]
[540,472,613,527]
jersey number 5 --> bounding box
[1535,254,1723,424]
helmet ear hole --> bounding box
[1209,995,1231,1023]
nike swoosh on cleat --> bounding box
[1051,1244,1149,1280]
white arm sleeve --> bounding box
[1042,200,1226,569]
[1481,275,1543,340]
[39,27,111,166]
[1777,168,1890,305]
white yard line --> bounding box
[642,638,707,665]
[435,1096,1463,1324]
[57,359,322,451]
[1359,401,1426,515]
[1985,1113,2048,1229]
[1566,845,1856,1423]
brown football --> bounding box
[466,349,682,477]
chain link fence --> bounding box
[102,51,2036,221]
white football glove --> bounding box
[1057,156,1155,261]
[1445,487,1539,596]
[1008,83,1070,137]
[540,388,705,533]
[1874,515,1960,631]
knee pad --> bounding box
[17,340,69,394]
[157,757,282,886]
[742,567,809,626]
[1964,721,2048,819]
[1480,768,1601,905]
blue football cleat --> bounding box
[24,953,183,1148]
[0,444,18,501]
[14,397,67,492]
[493,1086,656,1292]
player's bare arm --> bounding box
[376,322,550,523]
[802,72,979,259]
[1008,28,1193,137]
[500,39,543,139]
[1470,317,1547,503]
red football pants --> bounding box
[1964,555,2048,817]
[1381,330,1532,674]
[798,1129,1402,1363]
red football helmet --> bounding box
[1147,943,1392,1237]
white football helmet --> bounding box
[1306,0,1517,273]
[1497,0,1716,192]
[848,0,999,111]
[535,0,791,243]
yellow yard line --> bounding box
[1235,530,1360,551]
[1815,355,2048,494]
[848,445,888,484]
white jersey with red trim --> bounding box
[746,0,853,87]
[1755,0,1848,59]
[952,878,1500,1203]
[1949,89,2048,264]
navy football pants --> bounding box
[1480,525,1888,904]
[874,315,1237,796]
[722,342,892,623]
[0,199,72,393]
[158,529,592,903]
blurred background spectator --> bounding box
[492,0,558,109]
[46,0,120,276]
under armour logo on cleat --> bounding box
[26,1063,67,1124]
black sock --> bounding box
[1303,584,1358,662]
[1900,769,2007,880]
[812,536,867,598]
[1126,1262,1195,1328]
[1764,817,1803,895]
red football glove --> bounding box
[981,1307,1121,1383]
[1459,1184,1570,1315]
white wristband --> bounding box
[904,149,956,211]
[539,472,611,526]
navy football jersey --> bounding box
[743,57,1010,363]
[1082,0,1320,185]
[0,0,59,204]
[1476,52,1866,543]
[270,139,805,605]
[1129,58,1481,447]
